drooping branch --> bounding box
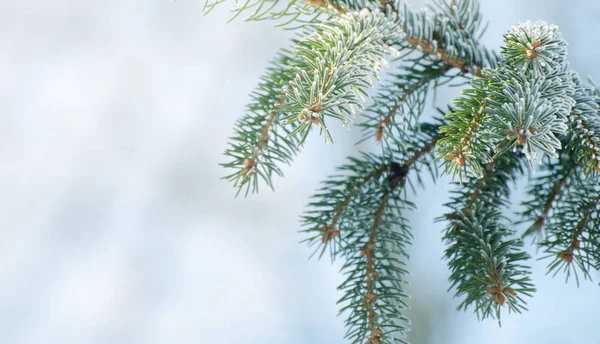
[321,132,440,243]
[556,194,600,264]
[321,164,389,241]
[525,162,577,235]
[363,190,390,343]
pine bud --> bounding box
[526,40,540,59]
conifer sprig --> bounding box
[280,9,403,144]
[442,154,535,322]
[519,154,580,240]
[211,0,600,341]
[540,179,600,284]
[569,80,600,173]
[301,126,439,343]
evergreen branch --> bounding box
[441,153,534,321]
[501,21,568,78]
[519,155,579,239]
[201,0,345,26]
[360,63,453,145]
[557,194,600,262]
[536,165,575,223]
[457,159,492,228]
[540,176,600,284]
[485,70,570,166]
[446,205,534,321]
[214,0,600,338]
[437,75,490,179]
[404,130,442,166]
[222,10,403,194]
[309,130,440,252]
[221,50,304,195]
[364,190,392,344]
[573,113,600,172]
[398,0,499,76]
[325,164,390,238]
[569,81,600,174]
[301,126,440,343]
[279,9,403,144]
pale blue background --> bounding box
[1,0,599,343]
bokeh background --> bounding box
[1,0,600,343]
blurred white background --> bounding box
[1,0,599,343]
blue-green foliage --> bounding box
[214,0,600,342]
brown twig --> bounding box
[303,0,347,14]
[529,163,577,233]
[361,134,438,341]
[405,34,483,78]
[242,98,285,178]
[444,103,486,168]
[364,190,391,343]
[448,158,495,232]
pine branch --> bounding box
[569,79,600,174]
[441,153,534,321]
[212,0,600,339]
[539,176,600,284]
[438,24,573,179]
[360,63,454,145]
[221,50,304,196]
[437,75,490,178]
[222,11,402,194]
[279,9,402,144]
[301,126,440,343]
[519,154,579,239]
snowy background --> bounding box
[1,0,599,343]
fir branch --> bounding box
[325,164,390,240]
[569,81,600,174]
[441,153,534,321]
[558,194,600,262]
[301,127,440,343]
[360,63,453,145]
[213,0,600,339]
[437,75,490,178]
[221,50,304,196]
[279,9,402,144]
[540,176,600,284]
[501,20,568,78]
[305,129,440,255]
[364,190,392,344]
[446,205,534,321]
[201,0,346,27]
[573,112,600,172]
[398,0,499,76]
[519,155,579,239]
[222,11,403,194]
